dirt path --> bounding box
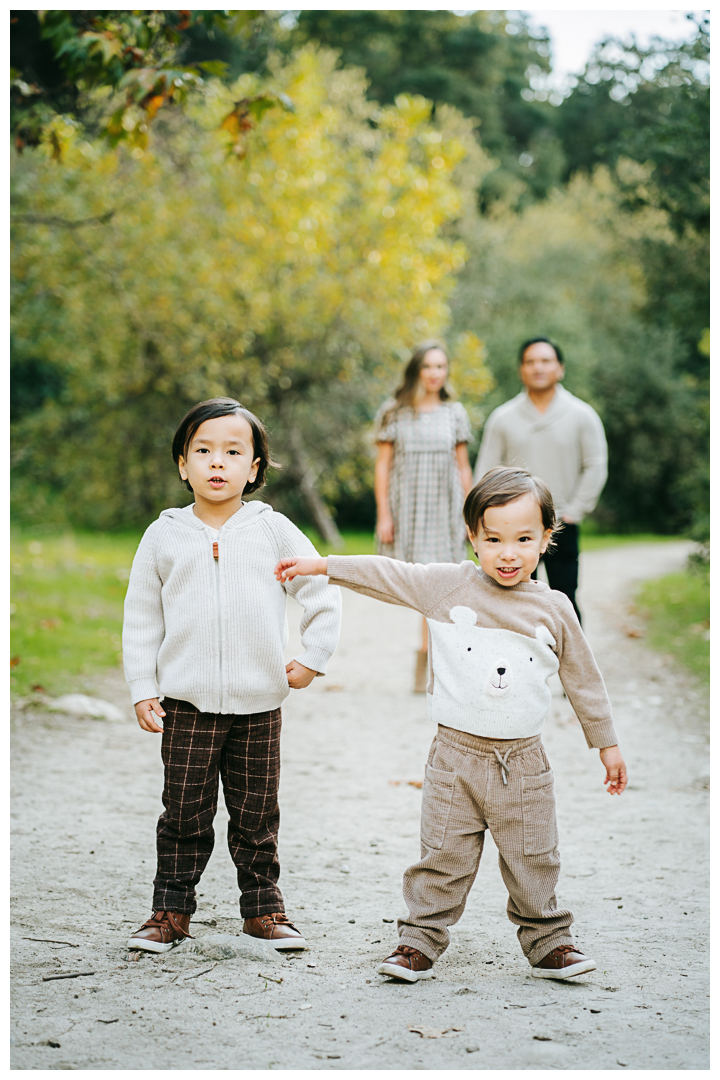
[11,542,708,1070]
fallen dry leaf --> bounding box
[389,780,423,789]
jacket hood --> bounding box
[159,500,274,532]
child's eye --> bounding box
[196,448,209,454]
[519,536,532,543]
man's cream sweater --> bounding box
[123,502,341,714]
[474,385,608,522]
[327,554,618,748]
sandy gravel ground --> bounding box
[10,541,708,1070]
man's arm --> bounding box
[473,410,506,483]
[563,408,608,522]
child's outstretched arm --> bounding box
[599,745,627,795]
[275,556,327,582]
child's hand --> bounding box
[599,745,627,795]
[275,557,328,583]
[135,698,165,733]
[286,660,317,689]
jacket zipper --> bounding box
[213,539,223,711]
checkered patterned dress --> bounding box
[376,399,472,564]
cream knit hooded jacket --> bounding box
[123,502,341,714]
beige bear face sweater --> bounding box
[326,555,617,749]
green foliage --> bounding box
[10,48,493,536]
[635,567,709,684]
[451,167,707,535]
[555,17,709,235]
[291,9,563,209]
[10,9,270,153]
[554,18,709,381]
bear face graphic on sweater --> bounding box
[427,605,560,717]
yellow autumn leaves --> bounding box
[11,47,494,529]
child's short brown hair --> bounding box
[464,467,558,536]
[172,397,280,495]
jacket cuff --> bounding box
[581,718,620,750]
[127,677,160,706]
[326,554,359,585]
[294,647,333,676]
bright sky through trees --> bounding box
[524,8,704,90]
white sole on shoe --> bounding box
[377,961,434,983]
[243,934,307,950]
[530,957,596,979]
[127,937,183,954]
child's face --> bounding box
[468,493,552,587]
[178,414,260,504]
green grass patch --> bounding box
[10,530,141,698]
[302,530,376,556]
[579,532,682,552]
[635,568,710,683]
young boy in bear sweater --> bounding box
[275,467,627,982]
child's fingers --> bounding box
[274,559,298,582]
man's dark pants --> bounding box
[152,697,285,918]
[533,523,581,623]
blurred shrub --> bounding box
[451,167,708,535]
[11,47,494,536]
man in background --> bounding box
[473,337,607,622]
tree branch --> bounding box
[11,210,116,229]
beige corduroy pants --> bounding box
[398,725,575,966]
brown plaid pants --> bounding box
[398,726,574,966]
[153,698,284,918]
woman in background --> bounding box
[374,340,473,691]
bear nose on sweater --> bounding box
[497,667,506,675]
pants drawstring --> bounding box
[493,747,511,786]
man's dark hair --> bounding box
[518,337,565,367]
[172,397,280,494]
[464,467,559,538]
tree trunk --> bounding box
[286,425,344,550]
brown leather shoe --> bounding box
[128,910,192,953]
[378,944,434,983]
[531,944,596,980]
[243,912,307,950]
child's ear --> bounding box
[540,527,553,555]
[178,456,188,481]
[466,525,478,554]
[249,456,261,483]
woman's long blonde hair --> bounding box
[388,340,454,416]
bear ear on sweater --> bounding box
[449,605,478,628]
[535,625,556,649]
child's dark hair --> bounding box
[172,397,280,495]
[518,337,565,367]
[464,467,559,538]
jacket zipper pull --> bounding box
[213,541,219,561]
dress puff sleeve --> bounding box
[375,398,398,443]
[453,401,472,444]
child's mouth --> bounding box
[208,478,226,487]
[497,566,520,578]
